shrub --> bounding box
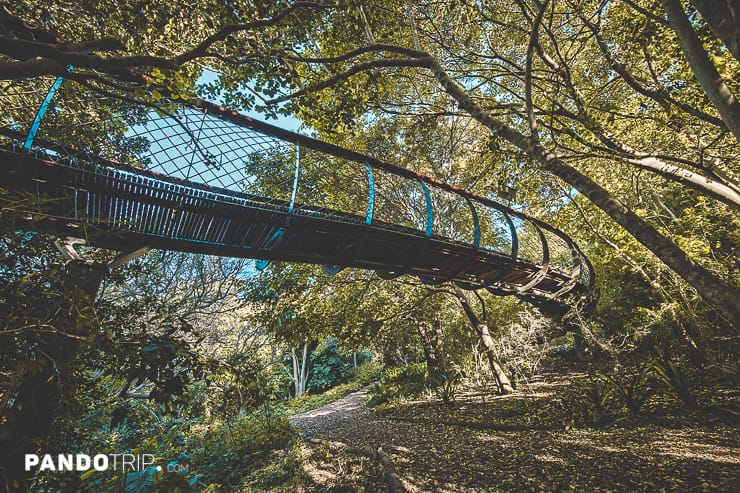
[597,361,654,415]
[307,338,352,392]
[366,364,429,407]
[430,371,460,405]
[651,345,697,408]
[188,414,294,489]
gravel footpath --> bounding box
[287,386,379,441]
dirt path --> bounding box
[286,379,739,492]
[288,386,380,441]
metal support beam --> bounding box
[465,197,480,247]
[53,237,84,262]
[23,66,71,152]
[289,141,300,213]
[322,265,344,275]
[108,245,152,270]
[504,212,518,260]
[255,227,286,271]
[419,180,433,237]
[365,164,375,224]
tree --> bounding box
[0,215,256,489]
[0,1,320,85]
[416,318,448,381]
[250,0,739,324]
[662,0,740,139]
[453,286,515,394]
[4,1,737,324]
[691,0,740,62]
[290,341,310,397]
[0,229,106,489]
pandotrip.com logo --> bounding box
[24,453,167,473]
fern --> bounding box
[124,466,162,493]
[651,346,696,408]
[598,361,653,415]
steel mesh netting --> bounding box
[541,229,576,276]
[86,102,297,204]
[476,205,514,256]
[292,146,369,220]
[17,82,151,166]
[509,216,546,265]
[578,252,593,286]
[4,81,297,206]
[427,186,477,245]
[372,171,430,233]
[122,106,297,204]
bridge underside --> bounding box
[1,149,587,314]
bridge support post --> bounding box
[22,66,71,153]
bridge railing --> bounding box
[0,75,594,298]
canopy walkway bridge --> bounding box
[0,74,596,314]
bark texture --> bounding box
[692,0,740,62]
[417,319,447,379]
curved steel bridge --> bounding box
[0,74,596,314]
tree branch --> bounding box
[0,2,330,80]
[692,0,740,62]
[662,0,740,140]
[266,56,430,104]
[582,14,726,129]
[174,1,330,65]
[523,0,549,141]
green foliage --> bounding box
[566,372,622,428]
[651,345,697,408]
[191,352,291,419]
[598,361,654,416]
[563,349,703,429]
[41,402,296,492]
[307,338,352,392]
[563,363,652,428]
[367,363,430,407]
[3,0,740,489]
[430,371,460,405]
[187,414,294,489]
[122,467,158,493]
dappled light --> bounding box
[1,0,738,492]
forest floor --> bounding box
[283,372,739,492]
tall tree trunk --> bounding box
[428,58,740,327]
[416,318,447,378]
[663,0,740,140]
[430,319,447,376]
[453,287,513,394]
[0,260,107,491]
[692,0,740,62]
[478,323,514,394]
[291,342,310,398]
